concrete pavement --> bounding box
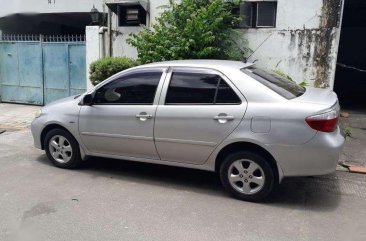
[340,110,366,167]
[1,128,366,241]
[0,103,40,130]
[1,102,366,240]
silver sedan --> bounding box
[31,60,344,201]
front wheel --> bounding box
[220,151,275,202]
[44,128,82,169]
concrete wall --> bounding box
[243,0,344,88]
[106,0,343,88]
[110,0,169,58]
[85,26,101,90]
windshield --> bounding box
[242,67,305,99]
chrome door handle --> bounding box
[214,115,234,120]
[136,112,153,121]
[214,114,234,124]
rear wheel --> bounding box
[220,151,275,202]
[44,129,82,169]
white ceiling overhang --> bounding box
[105,0,149,13]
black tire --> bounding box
[44,128,82,169]
[220,151,275,202]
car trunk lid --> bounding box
[291,87,338,107]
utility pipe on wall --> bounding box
[107,8,112,57]
[99,26,108,58]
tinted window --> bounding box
[235,2,277,28]
[256,2,277,27]
[242,67,305,99]
[118,5,147,26]
[216,80,241,104]
[166,72,219,104]
[94,72,162,104]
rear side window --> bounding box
[242,67,305,99]
[165,72,241,105]
[166,72,218,104]
[216,80,241,104]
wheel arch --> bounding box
[215,142,282,183]
[40,124,75,150]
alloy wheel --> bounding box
[228,159,265,194]
[48,135,73,164]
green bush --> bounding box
[89,57,139,85]
[127,0,248,64]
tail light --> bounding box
[305,104,340,133]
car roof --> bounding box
[142,59,253,70]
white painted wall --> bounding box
[243,0,342,88]
[106,0,342,88]
[112,27,140,59]
[86,26,101,90]
[110,0,170,58]
[0,0,104,17]
[276,0,322,29]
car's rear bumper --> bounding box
[268,126,345,177]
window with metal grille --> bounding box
[118,5,146,26]
[234,1,277,28]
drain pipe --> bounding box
[99,26,108,58]
[107,8,112,57]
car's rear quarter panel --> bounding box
[208,68,343,177]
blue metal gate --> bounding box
[0,34,87,105]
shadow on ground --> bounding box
[37,155,341,211]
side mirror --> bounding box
[80,94,93,106]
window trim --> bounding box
[91,68,167,106]
[161,67,243,106]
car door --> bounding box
[154,67,247,164]
[79,68,166,159]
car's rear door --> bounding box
[154,67,247,164]
[79,68,166,159]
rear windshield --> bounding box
[242,67,305,99]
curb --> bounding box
[338,162,366,174]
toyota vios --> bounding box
[31,60,344,201]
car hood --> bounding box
[291,87,338,107]
[42,95,81,112]
[46,95,80,106]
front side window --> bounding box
[165,71,241,105]
[94,72,162,104]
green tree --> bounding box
[127,0,248,64]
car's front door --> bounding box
[79,68,166,159]
[154,67,247,165]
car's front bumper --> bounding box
[268,126,345,177]
[31,117,43,149]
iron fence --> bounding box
[0,34,85,42]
